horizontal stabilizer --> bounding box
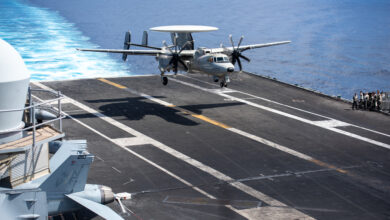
[67,194,124,220]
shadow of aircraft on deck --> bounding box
[69,96,243,126]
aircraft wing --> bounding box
[212,41,291,53]
[66,194,124,220]
[77,48,162,56]
[236,41,291,51]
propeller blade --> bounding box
[174,60,179,71]
[239,54,251,62]
[168,57,174,65]
[178,59,188,71]
[232,56,237,65]
[163,40,173,54]
[178,41,191,55]
[229,34,235,49]
[237,57,242,71]
[237,35,244,49]
[174,36,178,53]
[170,56,178,73]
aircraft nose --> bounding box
[227,67,234,72]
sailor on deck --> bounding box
[364,92,369,110]
[352,93,358,110]
[359,91,364,109]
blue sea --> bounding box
[0,0,389,99]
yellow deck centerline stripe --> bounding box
[310,159,347,173]
[191,114,231,129]
[98,78,127,89]
[98,78,348,174]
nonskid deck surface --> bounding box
[31,73,390,219]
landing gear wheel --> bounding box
[162,76,168,86]
[220,81,225,88]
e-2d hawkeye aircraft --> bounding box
[77,25,290,87]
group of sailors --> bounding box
[352,91,384,111]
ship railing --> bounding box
[0,86,66,149]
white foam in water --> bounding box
[0,0,131,81]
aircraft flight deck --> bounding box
[32,72,390,219]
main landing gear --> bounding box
[161,76,168,85]
[160,70,168,86]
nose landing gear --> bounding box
[219,75,230,88]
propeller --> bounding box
[163,37,190,74]
[229,35,251,71]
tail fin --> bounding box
[39,140,93,193]
[122,31,131,61]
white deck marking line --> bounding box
[180,75,390,139]
[207,88,235,93]
[311,120,350,128]
[179,75,333,120]
[219,93,390,150]
[112,137,151,147]
[228,90,333,120]
[348,124,390,138]
[228,128,313,160]
[95,155,105,162]
[224,97,259,101]
[33,82,311,219]
[170,78,390,150]
[111,166,122,174]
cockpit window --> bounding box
[214,56,229,63]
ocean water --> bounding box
[1,0,389,99]
[0,0,131,81]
